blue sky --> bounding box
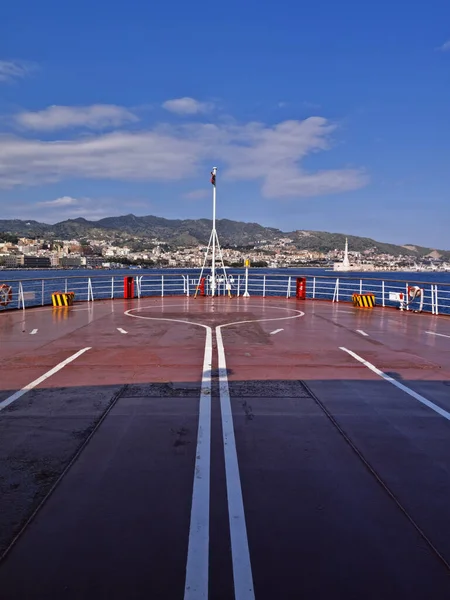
[1,0,449,248]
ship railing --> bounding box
[0,272,449,316]
[309,276,449,315]
[0,275,123,310]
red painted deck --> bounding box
[1,297,450,598]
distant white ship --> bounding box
[333,238,375,272]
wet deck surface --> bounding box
[1,297,450,598]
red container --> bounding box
[124,276,134,299]
[296,277,306,300]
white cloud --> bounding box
[162,97,213,115]
[37,196,80,207]
[216,118,367,197]
[15,104,138,131]
[183,189,209,200]
[0,129,199,187]
[0,60,34,83]
[0,113,368,199]
[440,40,450,51]
[10,196,125,224]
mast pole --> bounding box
[211,167,217,296]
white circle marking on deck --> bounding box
[219,304,305,329]
[125,301,305,328]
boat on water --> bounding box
[1,270,450,599]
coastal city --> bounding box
[0,233,449,272]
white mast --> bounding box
[195,167,230,297]
[211,166,217,296]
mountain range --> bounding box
[0,214,448,260]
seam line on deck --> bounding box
[0,383,130,565]
[301,379,450,573]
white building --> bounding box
[4,254,24,268]
[334,238,374,272]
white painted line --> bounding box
[117,328,128,334]
[270,328,284,335]
[214,303,305,328]
[340,347,450,422]
[426,331,450,339]
[128,301,304,598]
[184,327,213,600]
[30,329,38,335]
[212,304,303,600]
[356,329,369,336]
[0,348,91,413]
[125,304,215,598]
[216,326,255,600]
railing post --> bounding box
[65,278,68,294]
[18,282,25,310]
[111,277,114,299]
[312,277,316,299]
[237,275,241,297]
[435,285,439,315]
[186,276,190,297]
[287,276,291,298]
[243,268,250,297]
[406,283,409,311]
[359,279,362,295]
[333,278,340,303]
[263,275,266,298]
[161,275,164,297]
[87,278,94,301]
[382,280,385,307]
[42,279,45,306]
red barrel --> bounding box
[296,277,306,300]
[199,277,206,296]
[124,276,134,299]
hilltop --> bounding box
[0,214,448,259]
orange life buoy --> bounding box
[408,286,422,301]
[0,284,13,306]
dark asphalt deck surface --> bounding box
[1,297,450,598]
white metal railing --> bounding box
[308,275,450,315]
[0,272,449,316]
